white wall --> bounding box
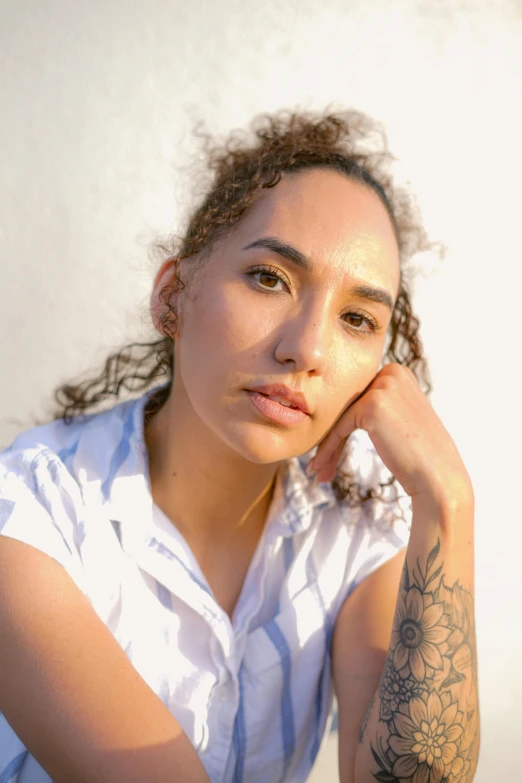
[1,1,521,779]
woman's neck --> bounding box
[143,386,280,547]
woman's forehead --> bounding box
[231,168,401,291]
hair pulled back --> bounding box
[50,107,443,506]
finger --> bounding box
[310,406,357,472]
[314,438,347,483]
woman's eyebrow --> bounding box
[351,284,394,312]
[242,236,394,312]
[243,236,312,271]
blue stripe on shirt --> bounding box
[264,622,295,780]
[274,537,295,616]
[101,410,135,502]
[0,751,28,783]
[232,666,247,783]
[149,538,215,601]
[305,552,333,758]
[0,499,15,534]
[155,579,173,611]
[282,537,294,574]
[58,439,79,467]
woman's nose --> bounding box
[274,304,329,375]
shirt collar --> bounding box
[266,453,337,538]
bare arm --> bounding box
[353,492,480,783]
[0,537,211,783]
[332,548,406,783]
[308,363,480,783]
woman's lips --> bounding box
[246,391,308,427]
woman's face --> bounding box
[159,167,401,464]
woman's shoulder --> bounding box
[3,395,137,460]
[0,435,88,590]
[0,393,152,583]
[1,391,150,494]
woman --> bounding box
[0,109,479,783]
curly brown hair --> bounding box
[48,107,444,505]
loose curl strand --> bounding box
[46,107,444,506]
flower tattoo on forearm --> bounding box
[359,540,479,783]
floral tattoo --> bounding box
[361,540,479,783]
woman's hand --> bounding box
[307,363,472,507]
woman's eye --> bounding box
[248,267,288,291]
[343,312,375,332]
[257,271,281,289]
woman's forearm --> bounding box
[354,487,480,783]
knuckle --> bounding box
[380,376,395,392]
[382,362,416,388]
[366,391,386,417]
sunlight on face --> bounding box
[172,167,401,464]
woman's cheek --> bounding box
[212,288,267,347]
[330,344,381,405]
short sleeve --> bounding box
[0,447,87,593]
[350,492,411,583]
[331,430,412,615]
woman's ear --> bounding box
[150,258,179,337]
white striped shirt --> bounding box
[0,384,411,783]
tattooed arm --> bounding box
[355,494,479,783]
[309,364,480,783]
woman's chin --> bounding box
[224,428,312,466]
